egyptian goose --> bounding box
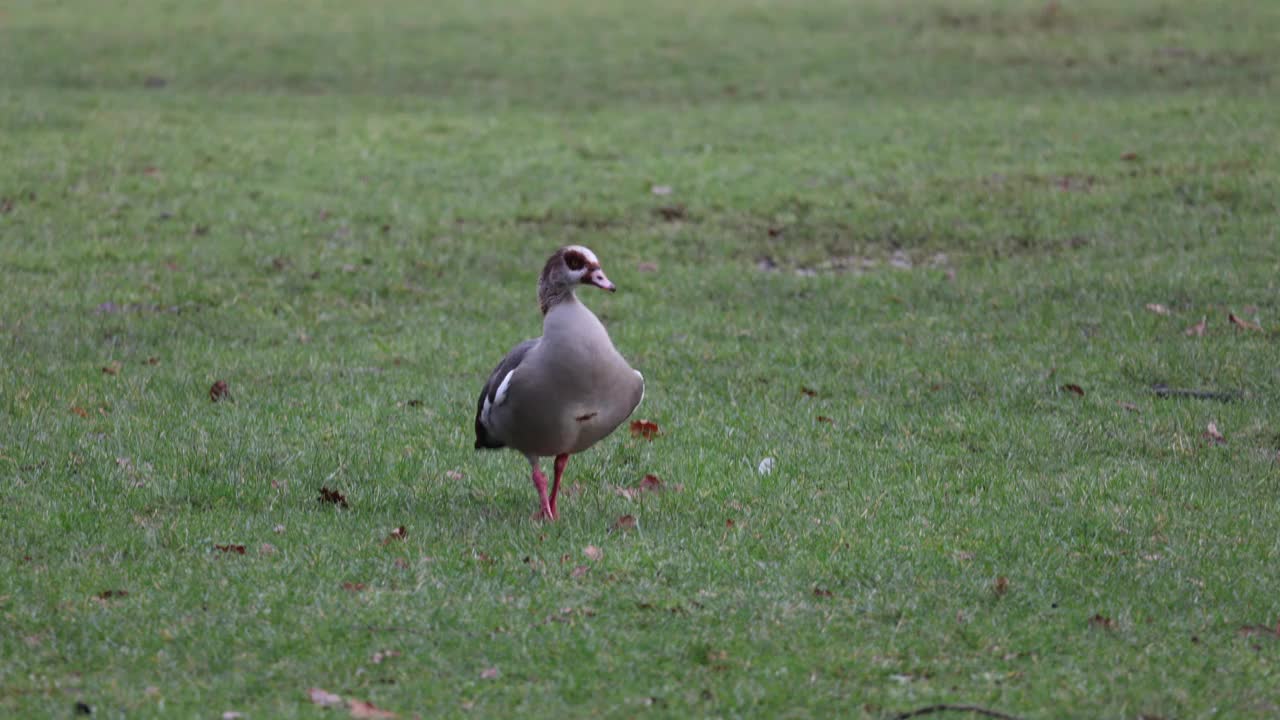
[474,246,645,520]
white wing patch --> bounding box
[494,369,516,407]
[634,370,645,407]
[481,369,517,427]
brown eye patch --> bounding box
[563,251,587,271]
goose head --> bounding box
[538,245,614,313]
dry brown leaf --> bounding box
[1185,317,1206,336]
[629,419,660,440]
[725,518,736,528]
[1088,614,1115,630]
[214,544,246,555]
[1118,402,1140,413]
[800,386,818,397]
[96,589,129,600]
[993,576,1009,597]
[102,361,122,375]
[1144,303,1170,316]
[209,380,231,402]
[654,205,687,221]
[813,587,833,598]
[1229,312,1262,331]
[342,582,367,592]
[613,514,637,531]
[816,415,833,424]
[1061,383,1085,397]
[1121,151,1140,162]
[319,487,349,508]
[382,526,407,545]
[308,688,343,708]
[639,474,663,491]
[70,405,89,418]
[1203,422,1226,446]
[347,699,397,719]
[583,545,603,561]
[1237,621,1280,639]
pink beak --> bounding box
[584,268,616,292]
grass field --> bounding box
[2,0,1279,717]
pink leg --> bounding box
[549,453,570,519]
[530,465,553,520]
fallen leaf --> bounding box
[629,419,660,440]
[800,386,818,397]
[445,470,464,481]
[1144,303,1170,316]
[480,667,500,679]
[1118,402,1140,413]
[1203,422,1226,446]
[1061,383,1085,397]
[144,356,160,365]
[214,544,247,555]
[382,526,407,545]
[348,699,397,719]
[209,380,231,402]
[101,361,122,375]
[70,406,89,418]
[1185,317,1207,336]
[757,457,775,475]
[583,545,603,561]
[654,205,687,221]
[993,576,1009,597]
[1121,151,1141,162]
[342,582,367,592]
[1237,621,1280,639]
[816,415,833,424]
[1088,614,1115,630]
[308,688,344,708]
[613,514,637,531]
[571,565,589,578]
[725,518,736,528]
[650,184,673,196]
[639,474,663,491]
[1229,312,1262,331]
[96,589,129,600]
[813,587,833,598]
[319,487,349,508]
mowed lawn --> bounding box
[2,0,1279,717]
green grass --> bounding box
[2,0,1279,717]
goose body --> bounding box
[474,246,644,520]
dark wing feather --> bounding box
[473,338,537,449]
